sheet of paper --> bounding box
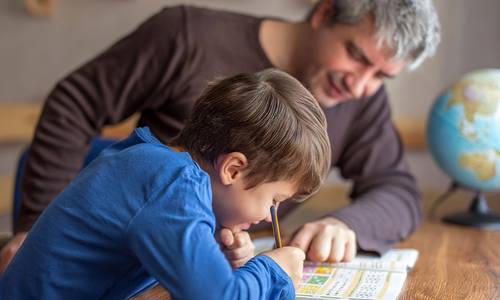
[296,264,407,300]
[253,236,418,300]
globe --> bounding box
[427,69,500,192]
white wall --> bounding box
[0,0,310,102]
[385,0,500,189]
[1,0,500,191]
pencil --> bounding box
[270,204,282,248]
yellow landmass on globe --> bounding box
[448,79,500,122]
[459,152,497,181]
[459,121,478,140]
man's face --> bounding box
[300,8,410,107]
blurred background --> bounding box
[1,0,500,233]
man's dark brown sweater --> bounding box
[18,6,421,254]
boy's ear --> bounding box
[310,0,333,29]
[217,152,248,186]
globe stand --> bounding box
[443,191,500,230]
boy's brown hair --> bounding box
[172,68,331,201]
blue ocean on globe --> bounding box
[427,69,500,191]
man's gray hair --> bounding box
[311,0,441,70]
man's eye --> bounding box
[347,44,362,61]
[350,50,362,61]
[375,72,389,80]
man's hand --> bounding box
[0,232,28,273]
[289,217,356,262]
[216,228,255,269]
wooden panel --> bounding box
[0,103,138,143]
[395,116,427,150]
[0,104,41,143]
[0,103,426,149]
[0,176,13,215]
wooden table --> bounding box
[133,187,500,299]
[133,220,500,300]
[398,221,500,299]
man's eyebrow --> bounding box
[348,40,397,79]
[347,40,373,66]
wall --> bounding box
[1,0,500,218]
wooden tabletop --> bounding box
[397,221,500,300]
[132,220,500,300]
[132,187,500,300]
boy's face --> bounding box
[209,153,298,232]
[216,180,297,232]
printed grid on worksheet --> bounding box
[297,263,394,299]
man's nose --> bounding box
[346,71,372,99]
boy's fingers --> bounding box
[219,228,234,248]
[233,231,250,247]
[224,243,255,260]
[290,247,306,261]
[230,257,250,269]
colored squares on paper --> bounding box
[315,266,334,275]
[297,284,321,295]
[307,275,329,285]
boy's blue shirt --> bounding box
[0,127,294,300]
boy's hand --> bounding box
[289,217,356,263]
[0,232,28,273]
[216,228,255,269]
[263,246,305,288]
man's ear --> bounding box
[217,152,248,186]
[310,0,333,29]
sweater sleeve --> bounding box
[329,86,422,254]
[17,7,190,232]
[125,167,294,300]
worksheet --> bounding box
[253,237,418,300]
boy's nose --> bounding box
[264,214,272,223]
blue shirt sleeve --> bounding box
[125,166,294,300]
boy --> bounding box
[0,69,331,299]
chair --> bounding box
[12,138,117,230]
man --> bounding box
[1,0,440,271]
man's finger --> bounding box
[289,225,315,252]
[0,233,27,273]
[0,249,14,273]
[308,229,334,262]
[328,233,346,262]
[0,244,20,273]
[343,231,357,262]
